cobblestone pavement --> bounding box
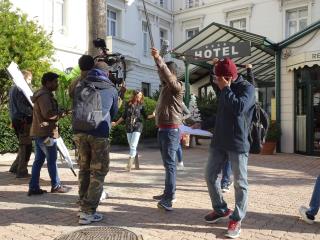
[0,140,319,240]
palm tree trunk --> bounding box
[87,0,107,55]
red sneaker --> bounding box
[204,209,232,223]
[225,220,241,239]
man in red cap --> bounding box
[194,57,255,238]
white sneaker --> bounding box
[299,206,314,224]
[177,161,184,170]
[100,190,109,201]
[79,212,103,225]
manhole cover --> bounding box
[54,227,143,240]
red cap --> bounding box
[215,58,238,80]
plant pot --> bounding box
[261,141,277,155]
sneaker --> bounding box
[51,185,70,193]
[225,220,241,239]
[221,181,233,193]
[157,198,173,211]
[27,188,47,196]
[299,206,315,224]
[204,209,232,223]
[77,207,82,217]
[78,212,103,225]
[100,190,109,201]
[177,161,184,170]
[153,193,177,203]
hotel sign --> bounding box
[185,42,251,60]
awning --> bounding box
[287,50,320,71]
[173,21,277,84]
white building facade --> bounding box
[10,0,88,71]
[9,0,320,154]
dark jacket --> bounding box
[211,75,255,153]
[75,68,118,138]
[122,102,147,133]
[8,85,33,122]
[30,87,62,138]
[154,56,184,126]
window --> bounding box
[159,29,167,48]
[159,0,167,8]
[54,0,65,34]
[107,9,117,37]
[142,82,151,97]
[230,18,247,31]
[185,0,199,9]
[142,22,148,56]
[185,28,199,40]
[286,7,308,37]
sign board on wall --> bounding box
[184,41,251,60]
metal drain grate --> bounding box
[54,226,143,240]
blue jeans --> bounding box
[206,147,249,221]
[307,175,320,217]
[176,143,183,163]
[158,128,180,200]
[29,137,61,190]
[221,160,232,187]
[126,132,141,158]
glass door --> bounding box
[312,85,320,155]
[295,83,307,153]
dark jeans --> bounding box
[307,175,320,217]
[29,137,61,190]
[158,128,180,200]
[221,160,232,187]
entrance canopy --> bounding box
[172,22,276,85]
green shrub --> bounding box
[0,0,54,107]
[58,115,74,149]
[110,124,127,145]
[0,112,18,153]
[266,120,281,142]
[197,94,218,121]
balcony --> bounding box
[106,36,137,61]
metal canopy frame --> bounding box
[173,21,277,84]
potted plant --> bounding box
[261,120,281,155]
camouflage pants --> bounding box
[9,121,32,176]
[73,133,110,214]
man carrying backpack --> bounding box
[72,61,118,225]
[193,58,255,238]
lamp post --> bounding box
[184,61,190,107]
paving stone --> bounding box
[0,141,319,240]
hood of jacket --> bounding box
[85,68,115,89]
[31,87,52,103]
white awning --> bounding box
[287,50,320,71]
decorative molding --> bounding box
[278,0,315,11]
[223,3,254,21]
[179,14,205,30]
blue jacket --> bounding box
[77,68,118,138]
[8,85,33,121]
[211,75,255,153]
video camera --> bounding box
[93,38,126,86]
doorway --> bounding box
[295,66,320,155]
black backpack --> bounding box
[72,81,103,131]
[248,103,270,154]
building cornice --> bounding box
[173,0,234,15]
